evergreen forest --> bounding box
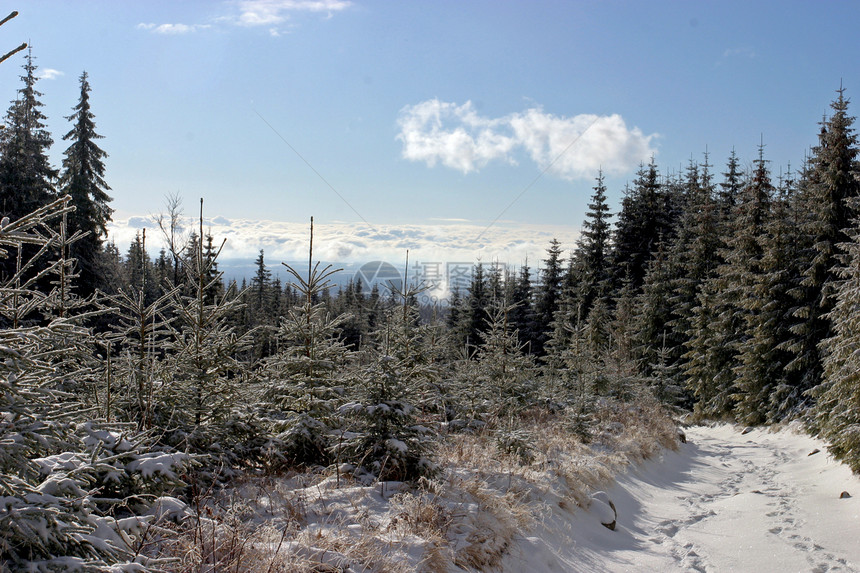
[3,33,860,571]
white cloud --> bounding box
[108,216,578,271]
[127,216,153,229]
[137,22,210,34]
[235,0,352,26]
[108,215,581,300]
[723,47,756,59]
[38,69,64,80]
[138,1,351,38]
[397,99,657,180]
[395,100,516,173]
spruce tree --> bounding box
[814,198,860,470]
[610,273,637,368]
[655,155,720,403]
[533,239,564,356]
[632,239,676,384]
[123,230,158,304]
[249,249,276,357]
[734,169,801,423]
[340,268,437,481]
[787,88,860,403]
[610,159,672,293]
[718,149,743,225]
[668,155,720,347]
[575,170,612,316]
[0,197,191,569]
[261,221,352,468]
[166,200,252,461]
[508,261,535,353]
[102,229,178,429]
[251,249,271,315]
[0,49,56,222]
[686,145,772,418]
[0,49,57,285]
[201,232,223,304]
[474,300,536,416]
[461,261,488,354]
[58,71,113,297]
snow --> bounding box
[144,496,191,523]
[126,452,189,479]
[167,422,860,571]
[33,452,82,474]
[386,438,408,453]
[589,491,617,530]
[501,423,860,572]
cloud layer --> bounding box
[137,22,211,34]
[108,215,578,271]
[38,69,64,80]
[137,0,351,36]
[397,99,657,180]
[235,0,352,26]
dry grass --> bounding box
[149,394,680,572]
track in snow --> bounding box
[504,424,860,572]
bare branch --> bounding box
[0,41,26,66]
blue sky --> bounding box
[1,1,859,273]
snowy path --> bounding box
[503,424,860,572]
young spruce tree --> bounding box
[58,71,113,297]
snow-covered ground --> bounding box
[156,421,860,572]
[505,424,860,572]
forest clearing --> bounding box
[3,4,860,572]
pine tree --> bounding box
[58,71,113,297]
[686,145,772,418]
[788,88,860,404]
[473,300,536,416]
[461,262,488,354]
[610,159,673,293]
[632,239,676,383]
[261,221,353,468]
[734,169,801,423]
[166,201,252,461]
[533,239,565,356]
[0,197,191,569]
[0,49,56,222]
[508,261,535,353]
[340,264,437,482]
[815,198,860,470]
[573,170,612,317]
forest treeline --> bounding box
[2,45,860,569]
